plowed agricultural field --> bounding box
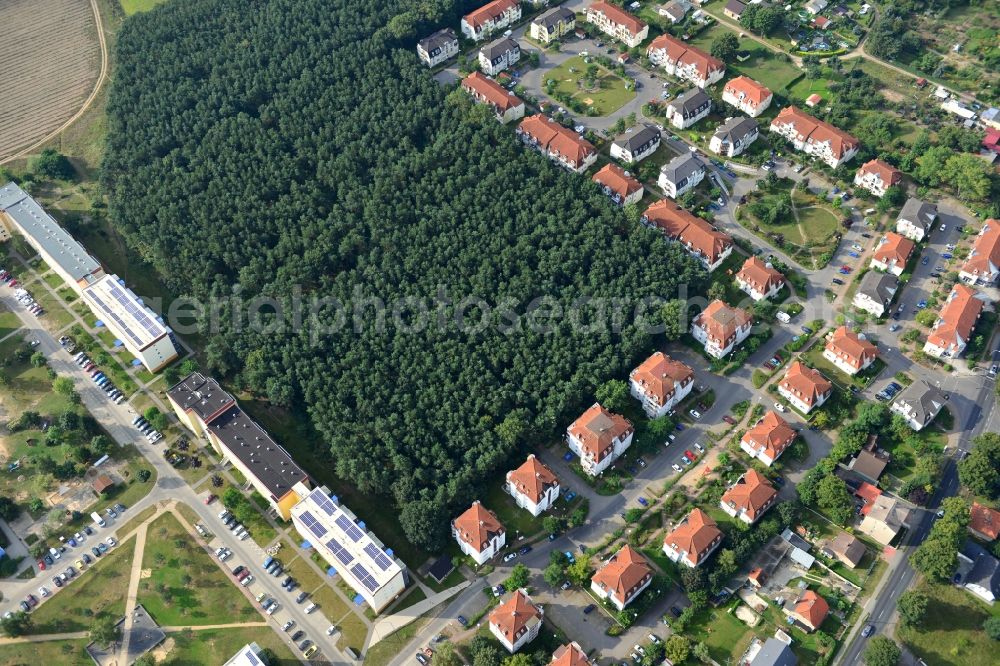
[0,0,101,160]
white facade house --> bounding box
[735,256,784,301]
[869,232,915,277]
[778,362,832,414]
[462,0,522,41]
[417,28,459,68]
[586,2,649,48]
[291,486,408,612]
[895,198,937,242]
[610,124,661,164]
[922,285,984,359]
[710,116,759,158]
[822,326,878,376]
[665,88,712,129]
[505,455,560,516]
[479,37,520,76]
[663,509,723,567]
[629,352,694,418]
[489,590,543,653]
[853,271,898,318]
[658,153,706,198]
[691,300,753,358]
[854,159,902,198]
[722,76,772,117]
[566,403,634,476]
[890,380,945,431]
[959,220,1000,286]
[591,545,653,610]
[769,106,859,168]
[646,34,725,88]
[453,501,506,565]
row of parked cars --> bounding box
[0,268,19,290]
[12,287,44,317]
[130,413,163,444]
[72,351,129,407]
[218,508,251,542]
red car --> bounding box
[840,265,852,272]
[722,415,737,425]
[37,560,46,571]
[684,450,696,462]
[204,494,217,504]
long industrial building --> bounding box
[291,485,408,612]
[0,182,177,372]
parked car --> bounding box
[722,415,736,425]
[689,409,701,419]
[502,552,517,563]
[862,624,874,638]
[773,402,786,412]
[583,604,596,614]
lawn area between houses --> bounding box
[364,617,431,666]
[0,639,93,666]
[899,580,1000,666]
[137,513,257,626]
[159,626,299,665]
[26,535,136,634]
[733,49,803,94]
[544,55,635,116]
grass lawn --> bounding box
[42,272,64,289]
[545,56,635,116]
[735,49,802,93]
[336,608,370,655]
[281,551,327,599]
[899,580,1000,666]
[26,535,136,633]
[160,626,300,665]
[120,0,169,14]
[392,585,428,613]
[364,617,431,666]
[0,306,23,339]
[0,639,93,666]
[885,429,946,483]
[308,576,355,626]
[137,513,257,626]
[797,206,839,240]
[789,76,839,105]
[689,605,756,664]
[114,504,158,540]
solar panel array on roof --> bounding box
[326,535,354,566]
[311,488,338,516]
[245,651,261,666]
[364,543,394,571]
[107,279,164,339]
[83,275,167,349]
[300,510,328,539]
[352,563,380,592]
[336,514,365,542]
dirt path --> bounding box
[117,519,151,662]
[0,0,109,165]
[788,182,817,269]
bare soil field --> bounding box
[0,0,102,160]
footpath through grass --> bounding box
[137,513,257,626]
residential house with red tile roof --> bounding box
[629,352,694,418]
[923,284,984,358]
[462,0,522,41]
[550,642,591,666]
[720,470,777,524]
[462,72,525,124]
[722,76,773,117]
[517,115,597,173]
[870,232,915,276]
[790,590,829,632]
[646,33,725,88]
[735,256,785,301]
[778,362,832,414]
[970,502,1000,542]
[740,411,796,466]
[453,501,506,565]
[690,299,753,358]
[823,326,878,376]
[489,589,543,653]
[506,455,560,517]
[663,508,723,567]
[769,106,860,168]
[592,163,644,207]
[642,199,734,272]
[591,545,654,610]
[586,2,649,48]
[854,482,882,516]
[854,159,902,197]
[959,220,1000,286]
[566,403,634,476]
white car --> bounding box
[326,625,338,636]
[773,402,787,413]
[240,574,254,586]
[689,409,701,419]
[39,586,50,598]
[266,602,279,616]
[671,464,682,472]
[694,442,705,453]
[502,552,517,563]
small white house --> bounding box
[453,501,506,565]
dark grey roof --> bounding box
[856,271,898,306]
[781,528,811,552]
[167,372,236,424]
[898,198,938,230]
[613,124,661,153]
[660,153,705,183]
[533,7,575,31]
[669,88,712,115]
[418,28,457,52]
[208,405,309,500]
[713,116,758,144]
[750,638,798,666]
[480,37,519,61]
[893,380,945,427]
[725,0,747,14]
[958,541,1000,597]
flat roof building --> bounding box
[291,485,407,612]
[0,182,104,293]
[82,274,178,372]
[223,643,265,666]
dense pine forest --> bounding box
[102,0,708,549]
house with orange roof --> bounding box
[778,362,832,414]
[586,2,649,48]
[591,545,654,610]
[550,642,591,666]
[769,106,860,168]
[592,163,644,207]
[453,500,506,565]
[462,72,525,124]
[736,256,785,301]
[789,590,829,632]
[489,589,543,653]
[663,508,723,567]
[629,351,695,418]
[566,403,634,476]
[970,502,1000,542]
[959,220,1000,286]
[854,159,902,197]
[870,232,915,276]
[642,200,734,272]
[822,326,878,376]
[854,481,882,515]
[720,470,778,524]
[506,455,560,516]
[461,0,522,41]
[722,76,773,117]
[517,115,597,173]
[740,411,796,466]
[691,299,753,358]
[923,284,984,358]
[646,33,725,88]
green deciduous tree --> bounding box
[89,615,120,648]
[896,590,928,627]
[595,379,630,413]
[663,636,690,664]
[984,616,1000,640]
[710,33,740,62]
[863,636,900,666]
[0,611,32,637]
